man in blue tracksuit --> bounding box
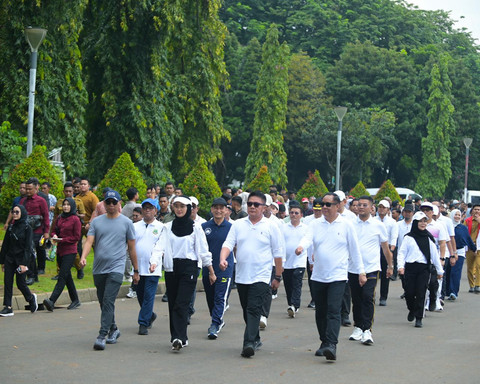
[202,198,234,339]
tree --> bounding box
[244,25,290,186]
[246,165,273,193]
[296,170,329,201]
[0,121,27,184]
[350,181,369,198]
[375,179,402,202]
[180,158,222,218]
[0,146,63,217]
[416,56,456,199]
[95,153,147,203]
[0,0,88,176]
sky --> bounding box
[407,0,480,43]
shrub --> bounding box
[350,181,369,198]
[95,152,147,202]
[180,157,222,218]
[297,170,329,201]
[0,145,63,218]
[246,165,273,193]
[0,121,27,184]
[375,179,402,202]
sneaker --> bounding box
[51,275,59,280]
[407,312,415,322]
[106,328,121,344]
[361,330,374,345]
[43,298,54,312]
[225,304,230,311]
[307,300,315,309]
[271,294,278,300]
[126,288,137,299]
[469,287,475,293]
[182,340,189,348]
[67,300,81,310]
[0,306,14,317]
[208,323,219,339]
[38,269,45,275]
[254,340,263,351]
[349,327,363,341]
[379,299,387,306]
[139,325,149,335]
[415,318,423,328]
[94,336,106,350]
[148,312,157,329]
[448,293,457,301]
[162,294,168,302]
[259,316,267,330]
[475,286,480,293]
[287,305,295,318]
[241,345,255,358]
[29,293,38,313]
[171,338,182,351]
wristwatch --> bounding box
[133,269,139,273]
[274,275,282,282]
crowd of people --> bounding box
[1,179,479,361]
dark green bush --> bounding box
[297,170,329,201]
[375,179,402,202]
[350,181,369,198]
[246,165,273,193]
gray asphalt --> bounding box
[1,273,479,384]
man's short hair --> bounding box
[289,200,301,209]
[248,190,267,204]
[147,185,156,191]
[472,204,480,210]
[175,187,183,193]
[80,177,90,183]
[64,182,74,189]
[165,182,174,188]
[41,181,51,188]
[158,194,168,200]
[133,207,143,215]
[269,189,277,195]
[231,196,242,205]
[222,193,232,202]
[323,192,340,204]
[26,177,39,186]
[126,187,138,200]
[358,195,373,204]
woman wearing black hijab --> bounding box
[397,211,444,328]
[43,198,82,311]
[157,195,216,351]
[0,204,38,316]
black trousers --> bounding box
[379,249,390,301]
[311,280,346,346]
[237,282,270,348]
[283,268,305,309]
[404,262,430,319]
[3,259,34,307]
[306,260,314,303]
[165,259,198,343]
[50,253,78,303]
[341,281,351,319]
[261,268,274,317]
[349,271,379,331]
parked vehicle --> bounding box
[365,187,422,201]
[463,190,480,205]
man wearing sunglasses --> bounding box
[80,190,140,351]
[219,191,283,358]
[295,193,365,361]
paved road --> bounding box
[1,274,478,384]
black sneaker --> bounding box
[94,336,106,350]
[27,293,38,313]
[162,294,168,302]
[0,306,14,317]
[139,325,148,335]
[43,298,54,312]
[241,345,255,358]
[51,275,59,280]
[38,269,45,275]
[67,300,81,310]
[148,312,157,329]
[26,277,35,285]
[307,300,315,309]
[407,312,415,322]
[106,328,121,344]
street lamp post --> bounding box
[463,137,473,203]
[334,106,347,191]
[25,26,47,156]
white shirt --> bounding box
[298,214,364,283]
[340,208,357,222]
[376,214,398,247]
[352,216,388,274]
[397,219,413,250]
[134,219,164,276]
[282,221,309,269]
[160,221,212,272]
[222,216,283,284]
[427,220,449,247]
[437,214,455,238]
[397,235,444,275]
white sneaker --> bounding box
[287,305,295,318]
[126,288,137,299]
[349,326,363,341]
[259,316,267,330]
[272,294,278,300]
[171,339,182,351]
[361,329,374,345]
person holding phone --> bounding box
[0,205,38,316]
[43,198,82,311]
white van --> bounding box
[464,190,480,205]
[365,187,422,201]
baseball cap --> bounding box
[211,197,227,207]
[378,199,390,208]
[403,204,414,212]
[420,202,434,210]
[301,197,309,203]
[334,190,346,201]
[189,196,199,206]
[141,198,160,210]
[413,211,427,221]
[105,190,121,202]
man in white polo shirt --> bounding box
[220,190,284,358]
[349,196,392,345]
[296,193,365,361]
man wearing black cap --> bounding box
[202,198,233,339]
[80,190,140,351]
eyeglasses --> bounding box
[319,202,337,207]
[290,211,301,215]
[105,200,118,205]
[358,203,370,207]
[142,205,155,211]
[247,202,266,208]
[11,210,21,214]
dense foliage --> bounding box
[246,165,273,193]
[350,181,370,198]
[374,179,402,203]
[296,170,329,201]
[0,121,27,184]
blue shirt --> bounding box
[202,218,233,276]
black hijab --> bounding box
[407,219,435,263]
[10,204,28,238]
[171,196,194,237]
[61,197,77,218]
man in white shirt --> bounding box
[349,196,392,345]
[295,193,366,361]
[134,198,164,336]
[375,199,398,306]
[220,191,283,358]
[397,203,415,298]
[281,202,308,318]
